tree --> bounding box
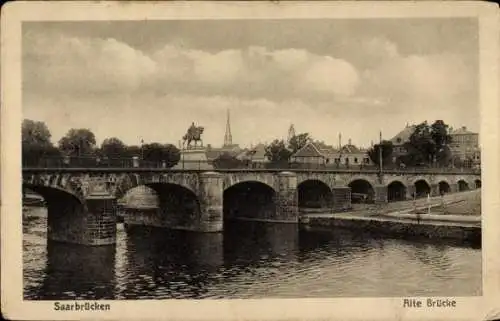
[431,120,453,165]
[288,133,311,154]
[435,144,453,167]
[162,144,181,168]
[100,137,127,158]
[124,145,142,158]
[404,120,453,167]
[58,128,97,157]
[142,143,180,168]
[213,152,244,169]
[22,119,60,165]
[367,140,394,166]
[431,120,452,147]
[265,139,292,164]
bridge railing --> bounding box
[22,156,481,174]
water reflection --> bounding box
[120,226,224,299]
[223,221,299,266]
[23,208,482,299]
[38,241,116,300]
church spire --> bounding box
[224,109,232,147]
[287,124,296,142]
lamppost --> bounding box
[182,142,185,170]
[378,130,383,175]
[140,138,144,167]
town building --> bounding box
[336,139,372,167]
[290,138,372,168]
[449,126,480,167]
[389,123,416,157]
[290,142,325,165]
[236,143,268,168]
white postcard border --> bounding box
[1,1,499,320]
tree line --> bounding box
[23,118,474,169]
[22,119,181,167]
[367,120,475,168]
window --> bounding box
[354,157,358,163]
[396,137,402,143]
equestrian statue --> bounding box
[182,122,205,148]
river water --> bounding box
[23,207,482,300]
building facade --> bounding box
[389,124,416,157]
[291,140,372,168]
[449,126,479,162]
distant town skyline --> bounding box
[22,18,479,148]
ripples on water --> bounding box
[23,207,482,300]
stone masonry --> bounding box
[23,169,481,246]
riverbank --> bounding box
[300,190,481,244]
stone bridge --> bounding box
[22,168,481,246]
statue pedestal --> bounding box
[174,147,213,170]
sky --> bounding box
[22,18,479,149]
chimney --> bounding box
[338,133,342,149]
[462,126,467,130]
[348,138,352,145]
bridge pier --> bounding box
[431,184,440,196]
[406,185,416,200]
[197,172,224,232]
[275,172,299,222]
[373,185,388,204]
[48,197,117,246]
[331,187,351,211]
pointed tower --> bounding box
[287,124,296,142]
[223,108,232,147]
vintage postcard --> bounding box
[1,1,499,320]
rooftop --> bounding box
[450,126,478,135]
[390,124,416,145]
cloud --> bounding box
[23,31,360,102]
[22,29,479,149]
[23,32,157,95]
[360,52,471,109]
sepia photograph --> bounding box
[2,1,499,320]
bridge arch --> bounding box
[297,179,333,209]
[115,173,197,201]
[474,179,481,189]
[348,178,375,203]
[23,174,86,204]
[387,180,407,202]
[458,179,470,192]
[223,181,277,221]
[414,179,431,198]
[223,175,275,192]
[438,181,451,195]
[23,182,88,243]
